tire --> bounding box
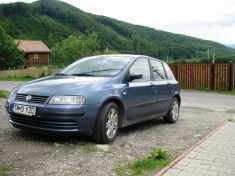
[163,97,179,123]
[91,102,119,144]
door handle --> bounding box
[150,83,155,88]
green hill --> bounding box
[0,0,235,61]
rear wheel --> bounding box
[92,102,119,144]
[163,97,179,123]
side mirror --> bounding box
[130,73,142,81]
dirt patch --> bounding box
[0,98,232,175]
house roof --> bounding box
[14,40,51,53]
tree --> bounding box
[0,25,25,70]
[50,32,100,66]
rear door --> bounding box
[150,59,172,114]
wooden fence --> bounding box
[0,68,62,78]
[168,62,235,91]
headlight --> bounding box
[49,96,84,105]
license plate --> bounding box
[12,104,36,116]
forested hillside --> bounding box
[0,0,235,62]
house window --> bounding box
[34,54,38,59]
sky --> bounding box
[1,0,235,44]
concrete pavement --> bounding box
[157,118,235,176]
[0,81,25,92]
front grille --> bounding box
[10,114,78,130]
[15,94,49,104]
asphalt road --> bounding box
[0,81,25,92]
[181,90,235,112]
[0,81,235,112]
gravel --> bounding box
[0,98,232,176]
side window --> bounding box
[150,60,166,80]
[130,58,151,81]
[163,62,173,80]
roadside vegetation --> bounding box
[169,56,235,63]
[179,136,189,140]
[228,118,234,122]
[0,72,50,82]
[0,90,9,98]
[83,145,98,153]
[0,26,25,70]
[200,88,235,95]
[0,75,36,81]
[115,148,172,176]
[0,165,11,175]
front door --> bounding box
[126,58,157,120]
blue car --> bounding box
[5,54,180,143]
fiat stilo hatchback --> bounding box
[5,55,180,143]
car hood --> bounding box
[16,76,113,96]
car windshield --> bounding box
[59,55,132,77]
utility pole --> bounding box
[207,48,210,58]
[106,46,109,52]
[212,53,215,63]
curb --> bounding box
[155,119,229,176]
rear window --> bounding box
[150,60,166,80]
[163,62,173,80]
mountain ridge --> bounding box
[0,0,234,61]
[224,44,235,49]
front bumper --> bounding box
[5,101,101,137]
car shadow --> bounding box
[12,117,165,145]
[119,117,164,135]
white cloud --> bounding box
[1,0,235,44]
[65,0,235,44]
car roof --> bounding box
[89,54,164,63]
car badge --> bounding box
[26,95,32,102]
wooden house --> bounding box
[15,40,51,66]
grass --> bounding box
[0,72,50,82]
[0,165,10,175]
[215,90,235,95]
[200,87,235,95]
[43,151,52,155]
[228,118,234,122]
[115,149,172,176]
[200,134,207,140]
[106,149,113,154]
[0,75,36,81]
[0,90,10,98]
[179,136,189,140]
[83,145,98,153]
[116,158,172,176]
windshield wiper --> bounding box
[55,73,69,76]
[71,73,94,76]
[85,69,122,73]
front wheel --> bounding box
[163,97,179,123]
[91,102,119,144]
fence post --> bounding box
[174,64,178,81]
[229,61,233,91]
[211,62,215,90]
